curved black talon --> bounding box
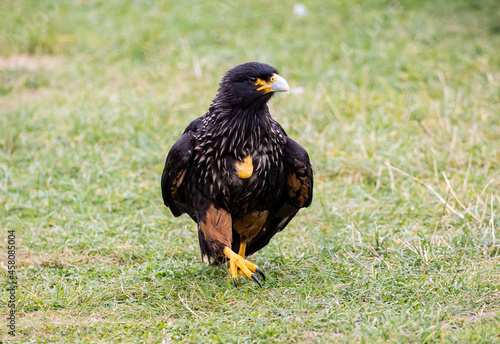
[251,274,262,288]
[233,277,238,288]
[256,267,266,281]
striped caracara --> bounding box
[161,62,313,287]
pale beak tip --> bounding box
[270,74,290,93]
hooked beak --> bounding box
[256,73,290,94]
[270,74,290,93]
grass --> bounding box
[1,0,500,342]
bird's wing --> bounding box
[245,137,313,256]
[161,119,201,217]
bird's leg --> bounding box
[236,242,253,277]
[223,246,265,287]
[236,243,264,278]
[238,242,247,257]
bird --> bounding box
[161,62,313,287]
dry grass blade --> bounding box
[385,162,464,219]
[442,172,482,222]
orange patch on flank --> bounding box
[286,171,310,207]
[235,156,253,179]
[171,169,187,196]
[199,205,233,248]
[233,210,269,242]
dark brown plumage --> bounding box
[161,62,313,287]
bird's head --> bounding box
[215,62,289,109]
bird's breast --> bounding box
[234,156,254,179]
[223,149,282,210]
[192,134,284,213]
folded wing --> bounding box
[246,137,313,256]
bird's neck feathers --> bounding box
[207,91,274,130]
[203,98,276,155]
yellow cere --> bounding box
[235,156,253,179]
[255,75,275,94]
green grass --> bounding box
[1,0,500,342]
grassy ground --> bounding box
[1,0,500,342]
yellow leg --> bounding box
[237,243,249,276]
[238,243,247,257]
[223,246,265,287]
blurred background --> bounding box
[1,0,499,342]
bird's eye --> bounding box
[249,77,258,85]
[270,76,276,82]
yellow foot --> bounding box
[223,246,265,287]
[238,242,247,258]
